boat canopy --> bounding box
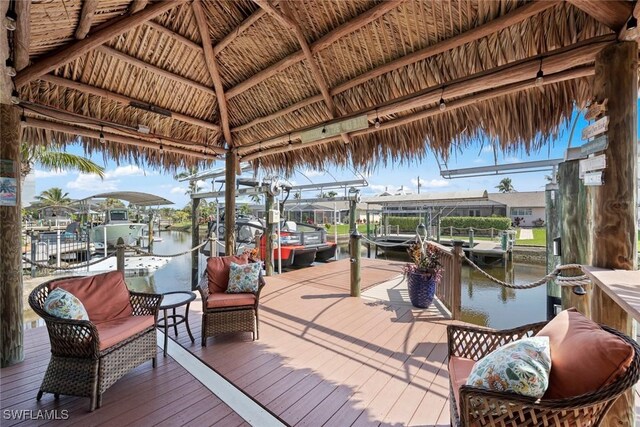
[78,192,174,207]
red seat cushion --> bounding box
[448,356,476,415]
[94,315,155,351]
[536,308,634,399]
[206,254,250,293]
[207,292,256,309]
[50,271,132,322]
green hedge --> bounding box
[387,216,422,232]
[440,216,511,231]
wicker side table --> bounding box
[158,291,196,356]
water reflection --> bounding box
[368,246,547,329]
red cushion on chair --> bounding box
[207,292,256,309]
[206,254,250,293]
[51,271,133,322]
[94,315,155,351]
[448,356,476,415]
[536,308,634,399]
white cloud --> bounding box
[67,173,118,191]
[423,179,449,188]
[503,156,522,164]
[481,145,495,154]
[34,169,68,178]
[104,165,147,179]
[170,186,187,194]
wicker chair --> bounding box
[447,322,640,427]
[197,263,265,346]
[29,275,162,411]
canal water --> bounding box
[25,231,547,330]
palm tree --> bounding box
[326,191,338,198]
[21,144,105,180]
[35,187,72,206]
[293,191,302,200]
[495,178,515,193]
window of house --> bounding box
[468,209,481,217]
[511,208,533,216]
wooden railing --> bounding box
[429,241,462,319]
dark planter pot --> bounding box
[407,271,437,309]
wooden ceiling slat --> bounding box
[75,0,100,40]
[129,0,149,15]
[15,0,187,88]
[566,0,633,32]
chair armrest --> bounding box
[254,273,266,303]
[198,274,210,311]
[129,291,163,318]
[44,317,100,359]
[447,322,547,360]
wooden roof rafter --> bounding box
[253,0,352,145]
[15,0,188,88]
[237,34,613,158]
[192,0,232,147]
[227,0,405,99]
[75,0,99,40]
[566,0,633,32]
[230,0,560,134]
[38,74,220,132]
[129,0,148,15]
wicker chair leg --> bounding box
[36,390,43,400]
[97,393,102,408]
[54,393,60,399]
[255,310,260,340]
[90,396,97,412]
[152,357,156,368]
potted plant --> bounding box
[403,241,443,308]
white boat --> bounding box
[92,209,146,249]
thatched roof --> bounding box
[9,0,631,174]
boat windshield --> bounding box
[109,210,128,221]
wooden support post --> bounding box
[436,218,441,243]
[350,229,362,297]
[191,198,200,290]
[366,211,371,258]
[558,160,592,316]
[588,41,638,427]
[147,211,154,252]
[0,105,23,367]
[116,237,125,272]
[349,200,357,233]
[545,181,561,319]
[264,192,274,276]
[224,151,237,256]
[451,241,464,320]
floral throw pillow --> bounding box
[226,262,261,294]
[466,336,551,398]
[44,288,89,321]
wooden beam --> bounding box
[192,0,233,147]
[618,1,640,41]
[14,0,30,70]
[214,7,269,55]
[224,150,237,255]
[227,0,404,98]
[39,74,220,132]
[145,21,202,52]
[238,35,612,155]
[233,95,323,132]
[567,0,633,32]
[242,65,595,161]
[14,0,186,88]
[96,45,216,96]
[24,117,216,160]
[129,0,149,14]
[22,101,225,155]
[75,0,100,39]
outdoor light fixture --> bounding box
[10,89,20,104]
[4,10,17,31]
[374,109,381,129]
[137,124,150,134]
[321,125,327,134]
[5,59,16,77]
[99,127,105,144]
[627,15,638,31]
[159,144,163,151]
[439,87,446,111]
[536,59,544,86]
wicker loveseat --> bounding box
[198,254,265,346]
[29,271,162,411]
[448,314,640,427]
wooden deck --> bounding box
[1,259,453,426]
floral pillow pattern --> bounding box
[226,262,261,294]
[44,288,89,320]
[466,336,551,398]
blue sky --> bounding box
[27,108,597,209]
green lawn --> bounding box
[324,223,368,235]
[516,228,547,247]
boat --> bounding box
[207,216,337,268]
[92,208,146,250]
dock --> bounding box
[3,259,454,426]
